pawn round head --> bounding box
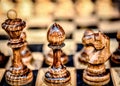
[47,23,65,45]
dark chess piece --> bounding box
[20,32,33,65]
[79,29,94,64]
[44,23,71,83]
[1,9,33,85]
[111,31,120,64]
[82,30,111,85]
[45,49,68,65]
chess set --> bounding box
[0,0,120,86]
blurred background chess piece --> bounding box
[54,0,75,20]
[95,0,119,19]
[75,0,94,17]
[111,31,120,64]
[45,49,68,65]
[16,0,34,20]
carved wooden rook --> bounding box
[1,9,33,85]
[44,23,71,83]
[111,31,120,64]
[82,30,111,85]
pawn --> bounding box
[95,0,119,19]
[82,30,111,85]
[111,31,120,64]
[35,0,55,17]
[75,0,94,17]
[45,49,68,65]
[16,0,34,20]
[54,0,75,19]
[44,23,71,83]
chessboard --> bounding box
[0,0,120,86]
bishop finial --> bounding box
[7,9,17,19]
[47,23,65,45]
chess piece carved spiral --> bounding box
[82,29,111,85]
[111,31,120,64]
[44,23,71,84]
[1,9,33,85]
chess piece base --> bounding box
[36,67,76,86]
[83,70,110,85]
[5,66,33,85]
[44,65,71,83]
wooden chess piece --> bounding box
[44,23,71,83]
[20,32,33,65]
[54,0,75,19]
[35,0,55,17]
[45,49,68,65]
[16,0,33,20]
[75,0,94,17]
[1,9,33,85]
[96,0,119,19]
[82,30,111,85]
[79,29,94,64]
[111,31,120,64]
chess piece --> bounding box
[111,31,120,64]
[1,9,33,85]
[79,29,94,64]
[44,23,71,83]
[20,32,33,65]
[75,0,94,17]
[54,0,75,19]
[45,49,68,65]
[96,0,119,19]
[35,0,55,17]
[16,0,33,20]
[82,30,111,85]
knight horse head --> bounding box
[82,29,110,64]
